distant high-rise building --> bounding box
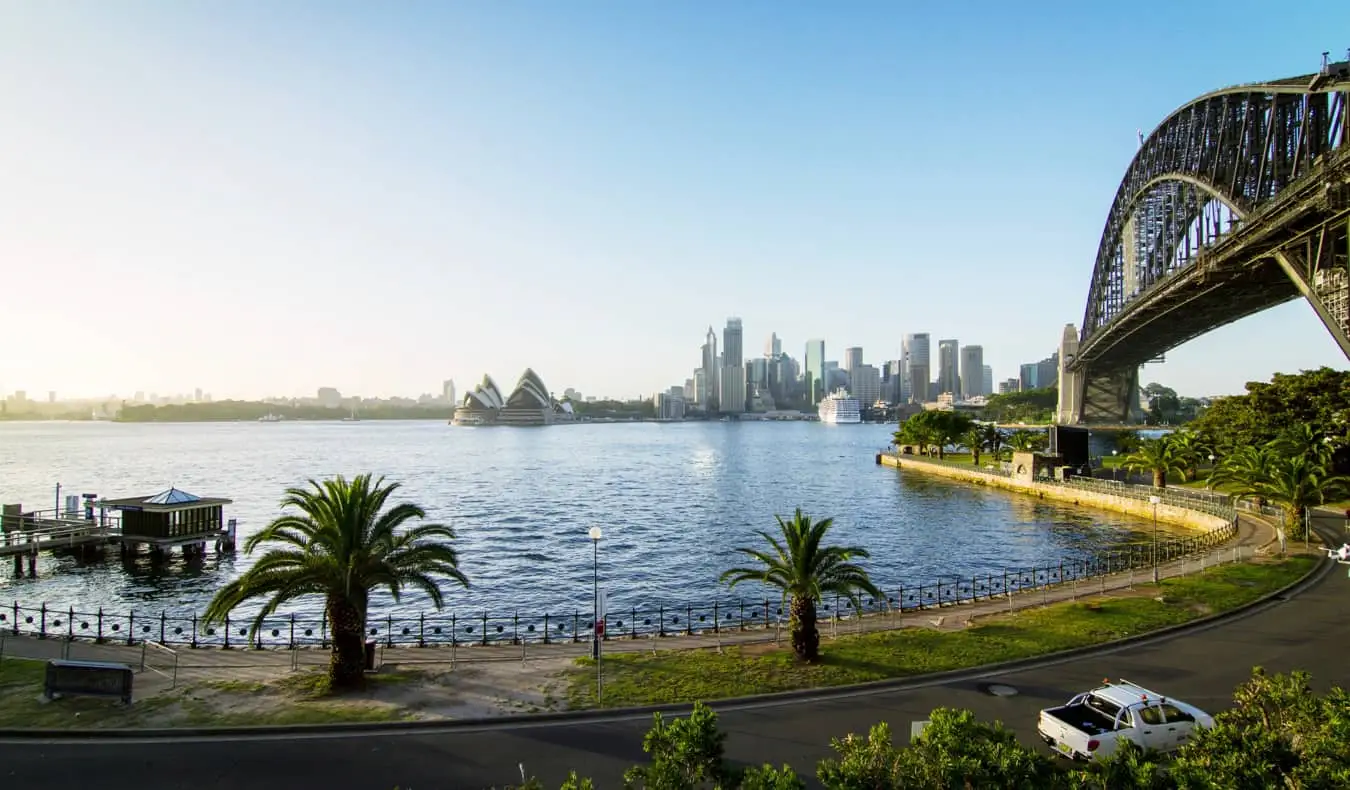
[442,379,456,404]
[748,357,768,394]
[194,387,203,402]
[721,318,745,413]
[683,378,696,402]
[805,339,826,405]
[937,340,960,397]
[1037,353,1059,392]
[700,327,720,410]
[959,345,984,399]
[902,334,930,403]
[48,391,56,403]
[1019,363,1039,390]
[881,359,903,404]
[982,365,993,397]
[765,332,781,358]
[999,378,1021,394]
[850,364,881,405]
[317,387,342,408]
[843,347,863,372]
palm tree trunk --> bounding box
[327,594,367,689]
[972,450,981,466]
[789,595,819,662]
[1183,467,1197,482]
[1153,469,1166,489]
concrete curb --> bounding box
[0,550,1328,741]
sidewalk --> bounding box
[0,516,1279,695]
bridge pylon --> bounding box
[1057,322,1144,426]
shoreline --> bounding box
[877,452,1231,531]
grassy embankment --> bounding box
[566,557,1315,709]
[0,661,417,729]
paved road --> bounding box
[1,545,1345,790]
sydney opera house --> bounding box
[450,369,575,426]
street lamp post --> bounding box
[1149,495,1161,584]
[1112,450,1119,481]
[587,525,603,705]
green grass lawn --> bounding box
[0,660,412,729]
[566,557,1315,710]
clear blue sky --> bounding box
[2,1,1345,401]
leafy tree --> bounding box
[203,475,469,689]
[720,510,880,662]
[1189,367,1350,471]
[893,410,973,459]
[981,387,1059,423]
[1124,437,1187,489]
[623,703,734,789]
[816,709,1064,789]
[1170,668,1350,789]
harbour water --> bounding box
[0,420,1175,621]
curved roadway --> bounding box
[1,556,1345,788]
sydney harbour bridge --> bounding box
[1056,54,1350,425]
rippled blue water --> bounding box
[0,420,1173,620]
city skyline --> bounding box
[2,4,1346,402]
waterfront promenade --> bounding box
[0,514,1277,710]
[0,515,1337,790]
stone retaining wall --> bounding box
[877,453,1228,531]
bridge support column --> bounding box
[26,551,37,578]
[1081,366,1142,425]
[1056,324,1083,424]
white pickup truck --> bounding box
[1037,679,1214,761]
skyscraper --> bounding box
[843,347,863,371]
[982,365,993,397]
[902,333,930,403]
[442,379,457,404]
[700,327,719,410]
[721,318,745,413]
[805,339,826,405]
[765,332,781,358]
[937,339,960,397]
[959,345,984,399]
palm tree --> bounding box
[961,426,987,466]
[1272,424,1336,466]
[1006,429,1043,453]
[1207,445,1277,494]
[203,474,469,689]
[988,428,1008,464]
[1214,448,1349,539]
[1123,437,1187,489]
[1167,430,1210,482]
[720,510,880,662]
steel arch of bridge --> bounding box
[1076,68,1350,372]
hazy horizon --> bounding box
[3,2,1346,402]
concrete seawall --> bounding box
[877,453,1228,532]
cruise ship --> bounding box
[817,389,862,424]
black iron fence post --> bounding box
[38,603,46,639]
[713,601,719,634]
[419,613,426,647]
[97,607,104,644]
[543,613,550,645]
[289,614,296,649]
[223,614,231,649]
[190,613,197,648]
[159,611,166,643]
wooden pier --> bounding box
[2,487,236,578]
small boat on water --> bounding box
[258,413,283,422]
